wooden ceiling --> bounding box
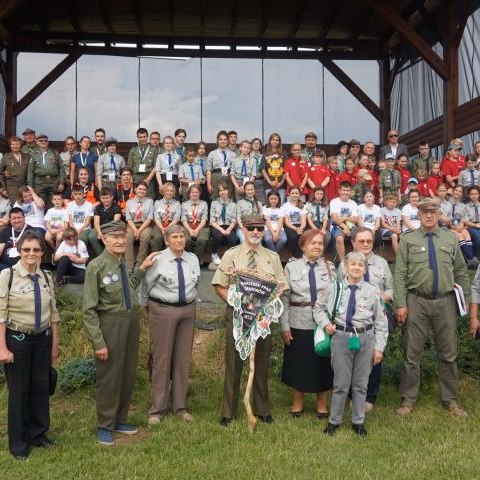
[0,0,477,60]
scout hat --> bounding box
[417,197,440,210]
[100,221,127,235]
[357,169,372,181]
[36,132,48,139]
[242,214,265,227]
[22,128,35,135]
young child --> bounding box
[380,194,402,254]
[401,190,421,233]
[67,184,94,244]
[284,143,309,200]
[230,140,256,201]
[324,155,339,202]
[352,169,372,204]
[416,168,429,198]
[427,162,443,198]
[44,192,68,250]
[262,189,287,253]
[357,190,382,246]
[465,186,480,259]
[400,177,419,208]
[321,251,387,437]
[337,157,356,187]
[458,157,480,190]
[307,150,329,194]
[179,146,205,201]
[0,194,11,232]
[54,227,88,285]
[14,185,46,235]
[378,153,401,204]
[305,186,331,247]
[155,135,181,194]
[396,154,411,196]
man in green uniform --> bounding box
[212,214,286,427]
[27,133,65,207]
[393,197,470,417]
[83,221,158,446]
[127,127,157,197]
[21,128,38,157]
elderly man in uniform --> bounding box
[21,128,38,157]
[83,221,157,446]
[27,133,65,208]
[394,197,470,417]
[338,226,393,412]
[212,214,286,427]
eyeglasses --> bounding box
[37,139,48,142]
[388,134,399,138]
[356,239,373,244]
[351,145,361,148]
[245,225,265,232]
[20,247,42,253]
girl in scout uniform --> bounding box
[305,186,330,247]
[125,182,154,271]
[321,251,387,437]
[181,185,209,263]
[195,142,209,202]
[155,136,181,196]
[206,131,235,200]
[151,182,181,252]
[235,181,263,243]
[178,147,205,201]
[230,140,256,201]
[251,138,266,205]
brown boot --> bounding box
[395,401,414,416]
[445,402,468,418]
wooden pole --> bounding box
[4,47,17,138]
[243,345,257,433]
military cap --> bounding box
[417,197,440,210]
[304,131,317,140]
[243,214,265,226]
[22,128,36,135]
[36,132,48,139]
[100,221,127,235]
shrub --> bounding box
[59,357,96,393]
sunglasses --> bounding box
[388,134,399,138]
[245,225,265,232]
[356,239,373,244]
[20,247,42,253]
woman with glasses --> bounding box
[0,136,30,203]
[0,230,60,459]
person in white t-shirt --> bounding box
[401,190,421,233]
[380,193,402,254]
[14,185,46,235]
[67,184,94,245]
[44,192,68,250]
[329,182,359,261]
[54,227,89,285]
[281,187,307,260]
[263,190,287,253]
[357,191,382,247]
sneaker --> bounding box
[445,402,468,418]
[176,409,194,421]
[395,401,414,416]
[212,253,221,265]
[364,402,374,413]
[113,422,138,435]
[97,428,114,446]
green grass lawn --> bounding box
[1,296,480,479]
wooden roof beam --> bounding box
[62,0,81,33]
[289,0,309,38]
[258,0,274,38]
[230,0,238,37]
[133,0,146,35]
[363,0,448,80]
[13,53,81,117]
[317,54,382,122]
[25,0,48,34]
[318,0,346,42]
[0,0,22,21]
[96,0,113,34]
[454,0,476,47]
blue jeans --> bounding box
[468,227,480,257]
[263,229,287,253]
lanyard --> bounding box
[138,145,150,163]
[12,225,27,247]
[80,153,87,167]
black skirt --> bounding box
[281,327,333,393]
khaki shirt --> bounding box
[125,197,154,223]
[127,144,157,175]
[280,256,336,331]
[178,162,205,182]
[206,148,235,172]
[21,143,38,157]
[212,243,286,292]
[230,155,257,179]
[393,226,470,308]
[0,262,59,331]
[83,249,145,349]
[155,151,181,175]
[153,198,181,225]
[236,199,263,222]
[138,249,200,306]
[0,152,30,189]
[210,199,237,225]
[96,153,125,182]
[181,200,208,225]
[27,148,65,185]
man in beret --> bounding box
[83,221,158,446]
[212,214,286,427]
[393,197,470,418]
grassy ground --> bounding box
[1,293,480,479]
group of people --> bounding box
[0,125,480,458]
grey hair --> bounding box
[164,224,185,239]
[343,251,366,266]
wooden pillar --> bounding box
[5,47,17,138]
[379,57,391,143]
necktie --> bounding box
[471,169,475,186]
[110,155,117,174]
[28,274,42,332]
[163,203,170,227]
[308,262,317,303]
[475,205,479,223]
[452,204,456,222]
[189,164,195,180]
[200,158,205,176]
[191,204,197,228]
[221,203,227,224]
[364,266,370,282]
[221,151,227,166]
[345,284,358,328]
[316,204,321,226]
[241,159,247,177]
[247,249,257,271]
[175,257,186,304]
[120,261,132,310]
[426,232,438,296]
[135,202,143,221]
[168,153,172,169]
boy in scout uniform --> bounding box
[212,214,286,427]
[394,197,470,418]
[83,221,158,446]
[27,133,65,208]
[127,128,157,197]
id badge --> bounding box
[348,334,360,351]
[138,164,146,173]
[166,171,173,181]
[221,166,228,176]
[108,171,116,181]
[7,248,19,258]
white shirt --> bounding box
[14,201,45,229]
[329,198,358,229]
[358,204,381,231]
[262,206,284,231]
[55,240,89,269]
[44,207,68,229]
[401,203,420,232]
[280,202,306,225]
[66,201,94,230]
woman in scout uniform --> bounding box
[280,230,335,418]
[206,130,235,199]
[96,137,125,191]
[230,140,256,201]
[116,167,136,217]
[181,184,209,263]
[321,251,387,437]
[236,181,263,243]
[0,136,30,203]
[151,182,181,252]
[155,136,182,196]
[209,181,238,265]
[195,142,209,202]
[0,230,60,459]
[125,181,154,271]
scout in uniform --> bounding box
[178,147,205,201]
[393,197,470,417]
[96,137,125,191]
[155,137,182,196]
[83,221,157,446]
[20,128,38,157]
[127,128,157,197]
[27,133,65,208]
[212,214,286,427]
[206,130,236,199]
[151,183,181,252]
[230,141,256,201]
[0,136,30,203]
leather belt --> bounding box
[149,297,194,307]
[408,289,453,300]
[290,301,315,307]
[7,324,51,336]
[334,323,373,334]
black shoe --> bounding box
[352,423,368,436]
[256,415,274,424]
[323,423,339,436]
[12,448,30,460]
[219,417,232,427]
[32,437,57,448]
